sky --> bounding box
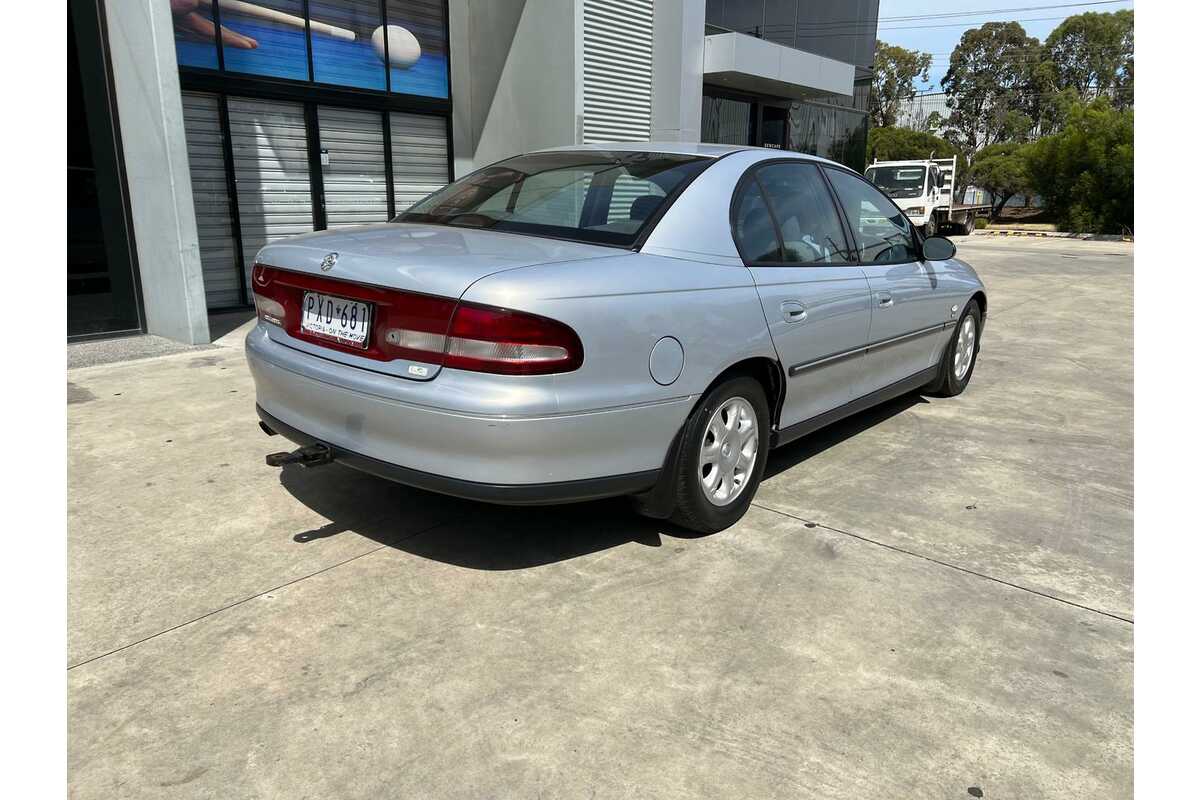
[876,0,1135,91]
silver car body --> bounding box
[247,143,985,502]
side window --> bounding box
[754,163,852,265]
[824,168,920,264]
[731,178,781,264]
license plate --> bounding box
[300,292,372,348]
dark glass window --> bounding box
[386,0,449,98]
[787,101,869,170]
[166,1,449,99]
[169,0,220,69]
[399,151,710,247]
[754,163,851,264]
[310,1,386,90]
[731,178,781,264]
[707,1,879,69]
[701,95,752,145]
[824,168,919,264]
[218,0,311,81]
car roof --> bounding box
[530,141,844,167]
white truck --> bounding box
[864,156,990,237]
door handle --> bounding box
[780,301,808,323]
[878,293,894,308]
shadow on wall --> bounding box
[275,390,927,570]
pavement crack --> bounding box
[751,501,1133,625]
[67,518,453,671]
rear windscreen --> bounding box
[396,151,712,247]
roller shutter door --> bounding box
[390,112,450,211]
[318,106,390,228]
[181,92,242,308]
[227,97,314,297]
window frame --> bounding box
[728,157,861,268]
[821,164,924,267]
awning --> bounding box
[703,32,855,99]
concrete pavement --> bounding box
[67,236,1133,798]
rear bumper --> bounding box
[257,406,658,505]
[245,324,689,501]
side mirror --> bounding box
[922,235,956,261]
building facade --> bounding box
[67,0,879,343]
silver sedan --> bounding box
[248,144,986,532]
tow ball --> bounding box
[265,443,334,469]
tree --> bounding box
[866,127,962,164]
[870,41,933,129]
[967,143,1032,218]
[1044,10,1134,108]
[941,21,1042,153]
[1024,97,1133,234]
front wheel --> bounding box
[927,300,981,397]
[668,376,770,533]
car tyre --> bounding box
[927,300,981,397]
[668,376,770,533]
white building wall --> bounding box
[449,0,580,172]
[104,0,210,344]
[451,0,698,169]
[650,0,705,142]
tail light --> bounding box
[251,264,583,375]
[442,303,584,375]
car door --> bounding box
[734,161,872,429]
[824,167,946,396]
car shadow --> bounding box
[279,461,704,571]
[277,391,928,570]
[763,392,928,480]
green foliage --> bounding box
[968,143,1033,217]
[870,40,933,128]
[973,217,988,229]
[1024,98,1133,233]
[867,127,962,164]
[941,21,1042,153]
[1044,10,1134,109]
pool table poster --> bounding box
[170,0,449,99]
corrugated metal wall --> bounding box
[317,106,390,228]
[181,92,243,308]
[227,97,315,299]
[390,112,450,211]
[582,0,653,144]
[179,95,451,309]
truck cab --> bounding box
[864,160,945,236]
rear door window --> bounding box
[753,162,852,265]
[731,178,781,264]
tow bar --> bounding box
[265,443,334,469]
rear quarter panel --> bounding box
[460,252,775,416]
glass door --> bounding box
[68,3,141,337]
